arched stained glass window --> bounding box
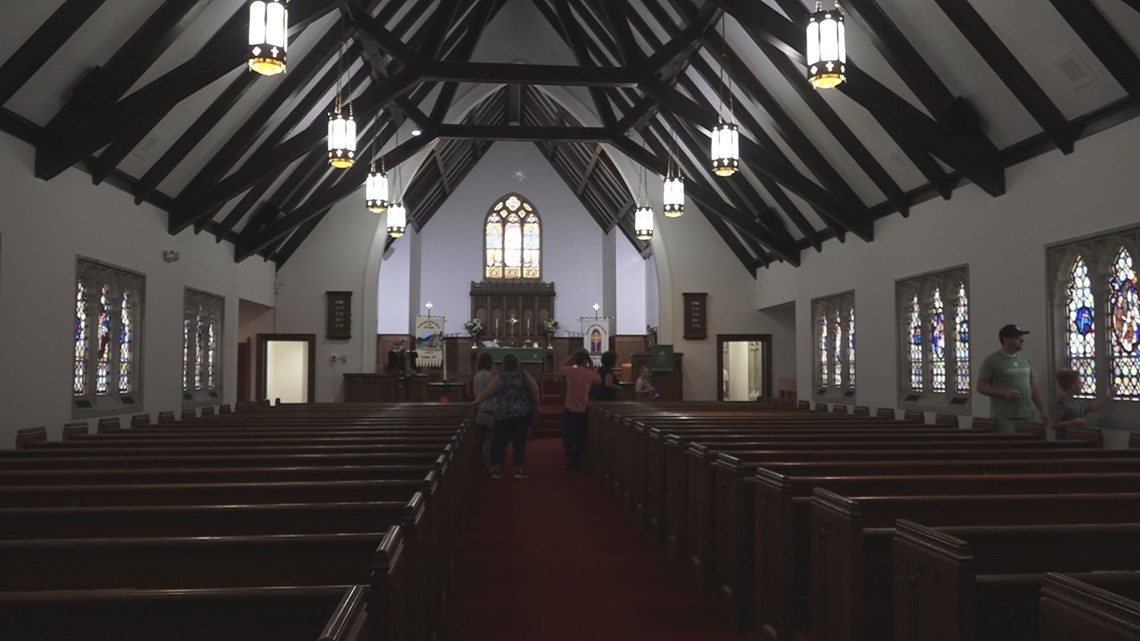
[1109,247,1140,399]
[930,288,946,393]
[182,316,191,393]
[847,308,856,388]
[74,282,88,396]
[833,310,843,386]
[96,284,111,396]
[955,282,970,392]
[118,291,133,394]
[1067,255,1097,397]
[485,194,541,279]
[909,293,923,391]
[194,310,204,390]
[183,289,224,403]
[819,313,829,387]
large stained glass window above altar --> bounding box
[485,194,541,280]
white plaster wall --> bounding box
[0,133,276,444]
[754,116,1140,431]
[377,232,412,334]
[617,233,647,334]
[417,142,607,334]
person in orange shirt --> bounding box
[560,349,601,470]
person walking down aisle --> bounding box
[473,354,539,480]
[560,349,600,470]
[978,324,1052,433]
[471,352,496,474]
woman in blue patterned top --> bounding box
[472,354,540,479]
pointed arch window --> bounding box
[183,288,225,406]
[1049,229,1140,414]
[485,194,541,280]
[813,292,855,398]
[896,267,970,411]
[73,258,144,416]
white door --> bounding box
[265,339,310,403]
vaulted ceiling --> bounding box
[1,0,1138,273]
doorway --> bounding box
[717,334,772,402]
[257,334,316,403]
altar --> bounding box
[480,347,546,364]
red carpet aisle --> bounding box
[443,438,746,641]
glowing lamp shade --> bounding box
[663,174,684,218]
[366,169,389,213]
[807,5,846,89]
[248,1,288,76]
[635,206,654,241]
[710,121,739,177]
[386,202,407,238]
[327,108,356,169]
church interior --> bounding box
[2,0,1140,639]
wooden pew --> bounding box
[892,520,1140,641]
[755,471,1140,641]
[810,489,1140,641]
[1039,573,1140,641]
[15,426,46,448]
[0,584,369,641]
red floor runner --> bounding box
[444,438,746,641]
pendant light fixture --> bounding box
[365,118,389,213]
[386,131,406,238]
[807,1,846,89]
[635,165,654,241]
[327,31,355,169]
[711,15,739,177]
[248,0,288,76]
[663,129,685,218]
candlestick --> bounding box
[526,319,530,333]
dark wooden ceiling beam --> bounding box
[347,2,427,69]
[551,0,617,127]
[597,1,646,66]
[1046,0,1140,102]
[421,61,638,87]
[639,1,720,77]
[33,0,348,181]
[716,0,1004,197]
[934,0,1073,153]
[0,0,108,105]
[433,147,452,195]
[576,145,605,194]
[428,0,501,124]
[434,124,611,142]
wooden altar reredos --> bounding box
[470,280,554,340]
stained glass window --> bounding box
[1067,255,1097,397]
[484,194,541,280]
[74,282,88,396]
[930,288,946,392]
[814,293,855,392]
[955,282,970,392]
[1109,247,1140,399]
[183,289,224,400]
[909,293,923,391]
[898,269,969,400]
[819,312,828,386]
[74,259,144,411]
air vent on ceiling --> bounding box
[1050,49,1097,92]
[885,147,914,174]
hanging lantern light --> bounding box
[635,206,654,241]
[663,171,684,218]
[711,15,739,177]
[807,1,846,89]
[386,202,406,238]
[327,97,356,169]
[711,119,739,177]
[248,0,288,76]
[366,162,388,213]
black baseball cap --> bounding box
[998,324,1030,340]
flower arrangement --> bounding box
[541,318,560,335]
[464,318,484,336]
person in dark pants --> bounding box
[560,349,601,470]
[472,354,539,479]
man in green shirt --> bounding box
[977,324,1052,433]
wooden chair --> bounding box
[157,411,176,424]
[181,408,197,421]
[934,413,958,427]
[97,416,122,433]
[130,413,149,428]
[62,422,88,440]
[903,410,925,423]
[876,408,896,420]
[853,405,870,416]
[15,427,47,449]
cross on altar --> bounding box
[507,315,519,336]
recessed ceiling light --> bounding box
[411,128,422,136]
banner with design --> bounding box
[579,317,611,365]
[414,315,445,368]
